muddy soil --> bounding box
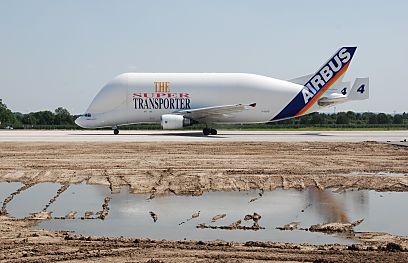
[0,141,407,262]
[0,215,407,263]
[0,141,407,194]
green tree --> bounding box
[54,107,74,125]
[33,111,55,125]
[393,114,403,124]
[336,112,349,124]
[325,113,337,124]
[21,113,37,125]
[299,114,311,125]
[0,100,18,126]
[346,111,357,122]
[368,114,378,124]
[310,113,325,125]
[377,113,390,124]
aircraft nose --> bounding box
[75,116,85,128]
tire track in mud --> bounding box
[41,184,69,212]
[0,142,407,262]
[25,183,71,220]
[0,184,33,216]
[0,142,407,195]
[0,230,407,263]
[96,197,111,220]
[149,168,174,199]
[106,173,114,193]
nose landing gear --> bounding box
[203,128,217,136]
[112,126,119,135]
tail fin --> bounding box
[348,78,369,101]
[273,47,357,121]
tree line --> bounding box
[1,100,76,127]
[1,99,407,129]
[269,111,407,126]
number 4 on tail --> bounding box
[357,84,365,94]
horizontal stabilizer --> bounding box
[318,93,348,106]
[348,78,369,101]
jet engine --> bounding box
[160,114,191,129]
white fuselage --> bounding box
[76,73,304,128]
[74,47,367,131]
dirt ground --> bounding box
[0,141,407,262]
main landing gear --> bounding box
[203,128,217,136]
[113,126,119,135]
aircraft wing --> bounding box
[175,103,256,121]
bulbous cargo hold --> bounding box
[75,47,369,135]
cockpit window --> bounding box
[83,113,92,117]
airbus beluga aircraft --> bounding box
[75,47,368,135]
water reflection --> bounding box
[308,187,350,223]
[0,182,404,244]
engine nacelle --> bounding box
[160,114,191,129]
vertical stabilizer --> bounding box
[273,47,357,120]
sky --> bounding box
[0,0,407,114]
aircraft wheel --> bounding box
[113,129,119,135]
[203,128,210,136]
[210,128,217,135]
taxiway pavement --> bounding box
[0,130,407,143]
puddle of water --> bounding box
[0,182,23,207]
[308,189,408,236]
[352,191,408,235]
[46,183,111,218]
[34,187,352,244]
[7,183,62,218]
[351,171,408,177]
[4,183,402,244]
